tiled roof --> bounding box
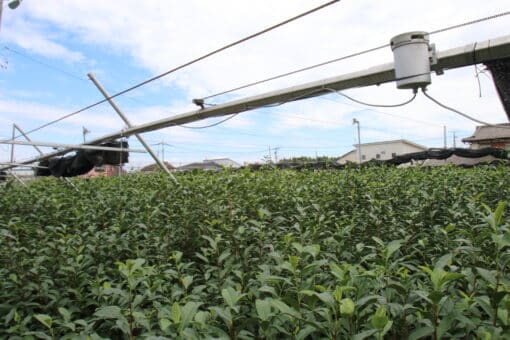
[141,161,175,172]
[462,123,510,142]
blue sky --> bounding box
[1,0,509,168]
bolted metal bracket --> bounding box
[429,43,444,75]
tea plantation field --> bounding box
[0,166,509,339]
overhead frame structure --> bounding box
[1,33,510,172]
[1,140,147,153]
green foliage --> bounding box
[0,166,509,338]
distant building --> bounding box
[177,158,241,171]
[82,164,123,178]
[337,139,428,164]
[461,123,510,149]
[140,161,175,172]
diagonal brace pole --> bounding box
[87,72,179,185]
[14,123,44,155]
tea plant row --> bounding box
[0,166,509,339]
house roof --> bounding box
[351,139,428,150]
[141,161,175,172]
[337,139,427,161]
[462,123,510,143]
[336,149,356,160]
[177,161,223,171]
[204,158,241,168]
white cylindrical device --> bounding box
[390,31,431,90]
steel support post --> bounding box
[87,72,178,185]
[14,123,44,155]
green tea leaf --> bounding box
[34,314,52,330]
[255,299,272,321]
[371,306,388,330]
[340,298,355,316]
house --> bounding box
[177,158,241,171]
[461,123,510,149]
[204,158,241,168]
[336,139,428,164]
[140,161,175,172]
[82,164,123,178]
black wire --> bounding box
[178,113,241,129]
[3,0,341,142]
[326,88,417,108]
[421,88,510,128]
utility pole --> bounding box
[273,147,280,163]
[452,131,457,148]
[443,126,447,149]
[268,145,272,163]
[353,118,361,163]
[10,123,14,163]
[82,127,90,143]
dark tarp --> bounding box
[243,147,508,170]
[35,141,129,177]
[382,147,508,166]
[485,57,510,121]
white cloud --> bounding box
[3,16,85,63]
[1,0,509,164]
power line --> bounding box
[201,10,510,102]
[4,0,341,141]
[3,45,159,108]
[4,46,87,81]
[429,10,510,35]
[202,43,388,100]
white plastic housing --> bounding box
[390,31,431,90]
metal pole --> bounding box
[0,0,4,34]
[443,126,447,148]
[353,118,361,163]
[453,131,457,148]
[1,140,147,152]
[14,123,44,155]
[10,123,15,163]
[10,172,27,187]
[87,72,178,185]
[0,162,48,169]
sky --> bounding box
[0,0,509,169]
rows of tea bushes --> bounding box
[0,166,509,339]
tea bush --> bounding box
[0,166,509,339]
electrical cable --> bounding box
[3,0,341,142]
[429,10,510,35]
[177,87,330,129]
[421,88,510,128]
[177,113,241,129]
[325,88,417,108]
[201,43,389,100]
[318,96,443,127]
[201,10,510,102]
[3,46,88,81]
